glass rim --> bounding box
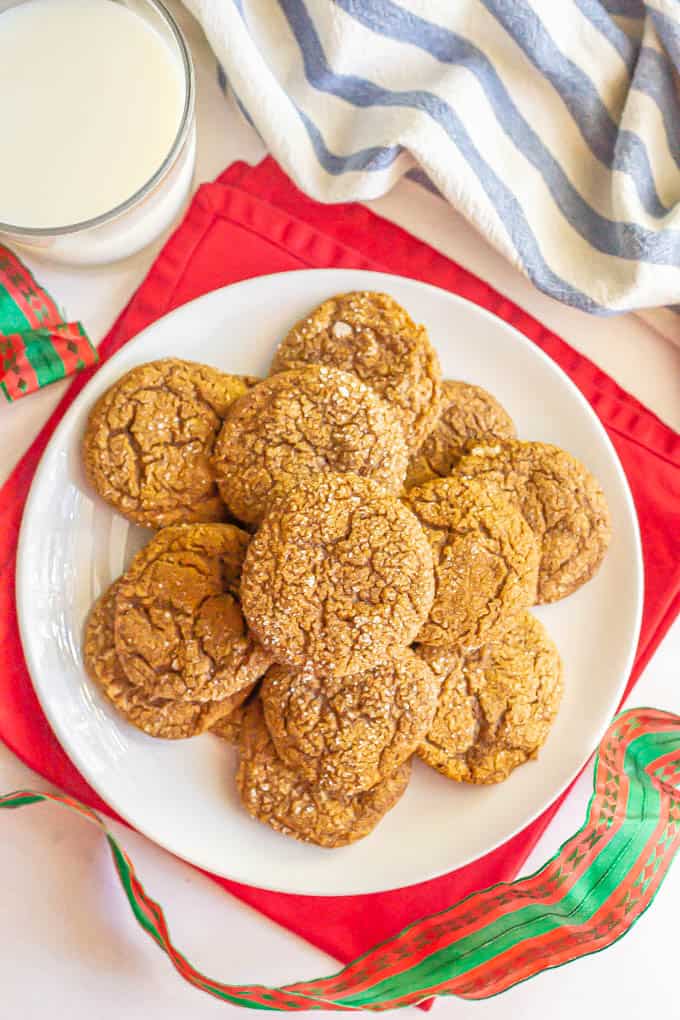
[0,0,195,238]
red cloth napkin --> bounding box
[1,158,679,968]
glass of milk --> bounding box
[0,0,196,264]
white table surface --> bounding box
[1,6,678,1018]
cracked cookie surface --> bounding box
[212,365,408,527]
[241,473,435,677]
[84,581,254,739]
[115,524,272,703]
[261,649,440,798]
[237,699,411,847]
[406,474,539,648]
[405,380,516,489]
[83,359,254,528]
[416,611,563,783]
[456,440,611,603]
[271,292,441,451]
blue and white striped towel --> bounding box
[186,0,680,338]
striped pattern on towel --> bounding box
[187,0,680,323]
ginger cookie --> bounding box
[84,582,254,739]
[212,365,408,527]
[406,474,539,648]
[417,611,563,783]
[241,473,435,677]
[405,380,516,488]
[115,524,272,703]
[271,292,441,451]
[456,440,611,603]
[211,684,260,745]
[211,703,249,745]
[236,700,411,848]
[83,359,254,528]
[261,649,440,798]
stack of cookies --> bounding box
[82,292,611,849]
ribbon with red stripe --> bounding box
[2,707,679,1009]
[0,244,95,401]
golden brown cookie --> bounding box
[211,682,261,745]
[271,292,441,451]
[417,611,563,783]
[211,703,249,745]
[237,700,411,848]
[261,649,440,798]
[82,359,254,528]
[406,474,539,648]
[241,473,435,677]
[405,380,516,488]
[115,524,272,703]
[212,365,408,527]
[84,582,254,739]
[456,440,611,603]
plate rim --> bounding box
[16,268,645,895]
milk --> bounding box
[0,0,195,262]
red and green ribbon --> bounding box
[2,707,679,1009]
[0,244,96,401]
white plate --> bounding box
[17,270,643,896]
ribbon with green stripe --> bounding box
[0,243,96,401]
[2,707,679,1009]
